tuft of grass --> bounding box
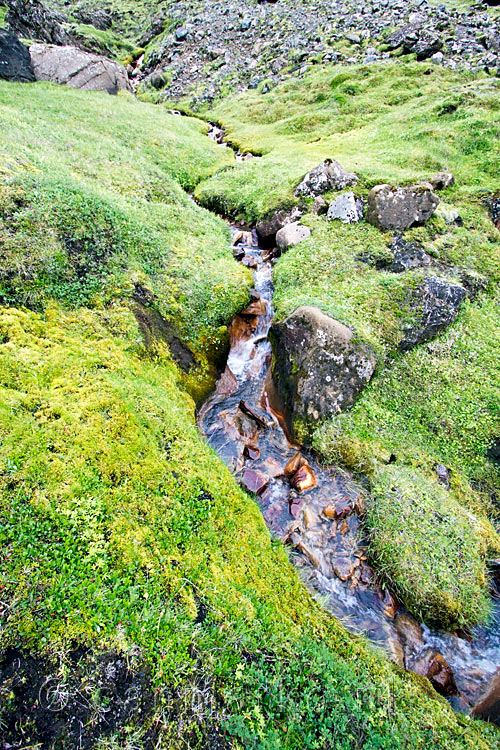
[365,466,497,629]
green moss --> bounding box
[366,466,496,629]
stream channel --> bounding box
[196,123,500,720]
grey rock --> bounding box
[436,463,450,489]
[29,43,132,93]
[0,29,35,82]
[327,192,364,224]
[295,159,358,198]
[270,306,376,438]
[175,26,189,41]
[387,235,432,272]
[275,222,311,251]
[6,0,72,46]
[311,196,328,215]
[430,172,455,190]
[366,184,439,231]
[256,207,302,247]
[399,276,467,350]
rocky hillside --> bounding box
[0,0,499,748]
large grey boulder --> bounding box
[400,276,467,351]
[270,306,376,439]
[29,43,132,93]
[327,192,364,224]
[0,30,35,82]
[275,222,311,252]
[295,159,358,198]
[366,184,439,231]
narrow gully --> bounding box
[196,225,500,719]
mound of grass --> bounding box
[0,304,499,748]
[365,466,497,629]
[0,81,251,370]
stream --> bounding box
[197,224,500,719]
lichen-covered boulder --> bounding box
[0,29,35,82]
[29,43,132,93]
[269,306,376,440]
[295,159,358,198]
[275,222,311,252]
[327,192,364,224]
[366,184,439,231]
[400,276,466,351]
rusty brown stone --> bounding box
[243,444,260,460]
[412,650,458,697]
[284,452,309,478]
[241,469,269,495]
[289,494,306,518]
[242,298,267,316]
[322,497,352,520]
[290,465,317,493]
[332,556,354,581]
[242,255,257,269]
[339,519,350,536]
[239,400,270,428]
[395,613,423,654]
[353,493,366,516]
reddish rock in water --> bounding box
[395,613,424,660]
[229,315,258,346]
[290,464,317,493]
[411,649,458,697]
[242,298,267,316]
[239,400,270,428]
[378,588,399,619]
[242,255,257,269]
[353,493,366,516]
[323,498,352,520]
[284,452,309,478]
[261,457,283,477]
[289,493,306,518]
[472,668,500,724]
[244,444,260,460]
[332,556,354,581]
[241,469,269,495]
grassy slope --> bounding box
[0,78,498,747]
[195,61,500,627]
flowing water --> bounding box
[198,226,500,717]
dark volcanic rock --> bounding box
[270,306,376,439]
[6,0,73,45]
[295,159,358,198]
[485,195,500,229]
[256,207,302,248]
[399,276,467,351]
[386,235,432,273]
[0,29,35,82]
[411,649,458,697]
[367,184,439,232]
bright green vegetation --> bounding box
[365,466,494,629]
[45,0,164,42]
[0,81,250,387]
[194,61,500,627]
[428,0,500,18]
[1,302,499,748]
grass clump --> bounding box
[365,466,496,629]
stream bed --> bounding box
[197,226,500,719]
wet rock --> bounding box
[241,468,269,495]
[242,298,267,316]
[472,668,500,723]
[303,507,319,529]
[295,159,358,198]
[430,172,455,190]
[270,306,376,438]
[399,276,467,351]
[359,563,376,586]
[290,464,317,493]
[386,235,432,273]
[326,192,364,224]
[411,649,458,697]
[323,498,352,520]
[239,400,271,428]
[289,494,306,518]
[379,589,399,619]
[311,196,328,215]
[332,556,354,581]
[243,444,260,460]
[232,245,246,260]
[261,457,283,477]
[275,222,311,252]
[366,184,439,231]
[256,207,302,248]
[284,452,309,478]
[29,43,132,93]
[241,255,258,269]
[353,493,366,516]
[0,29,35,82]
[388,637,405,668]
[436,463,450,489]
[214,366,239,398]
[395,613,424,659]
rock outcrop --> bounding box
[385,235,432,273]
[6,0,73,45]
[29,44,132,94]
[400,276,467,351]
[295,159,358,198]
[367,184,439,231]
[270,306,376,439]
[0,29,35,82]
[275,222,311,252]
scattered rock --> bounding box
[395,613,424,659]
[436,463,450,489]
[332,556,354,581]
[367,184,439,231]
[386,235,432,273]
[0,29,35,82]
[270,306,376,438]
[430,172,455,190]
[435,203,462,225]
[243,444,261,460]
[275,222,311,252]
[399,276,467,350]
[6,0,73,46]
[256,207,302,247]
[311,196,328,215]
[327,192,364,224]
[284,452,309,477]
[241,255,257,269]
[290,464,317,493]
[323,498,352,520]
[472,668,500,723]
[241,468,269,494]
[29,43,132,93]
[175,26,189,42]
[295,159,358,198]
[411,649,458,697]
